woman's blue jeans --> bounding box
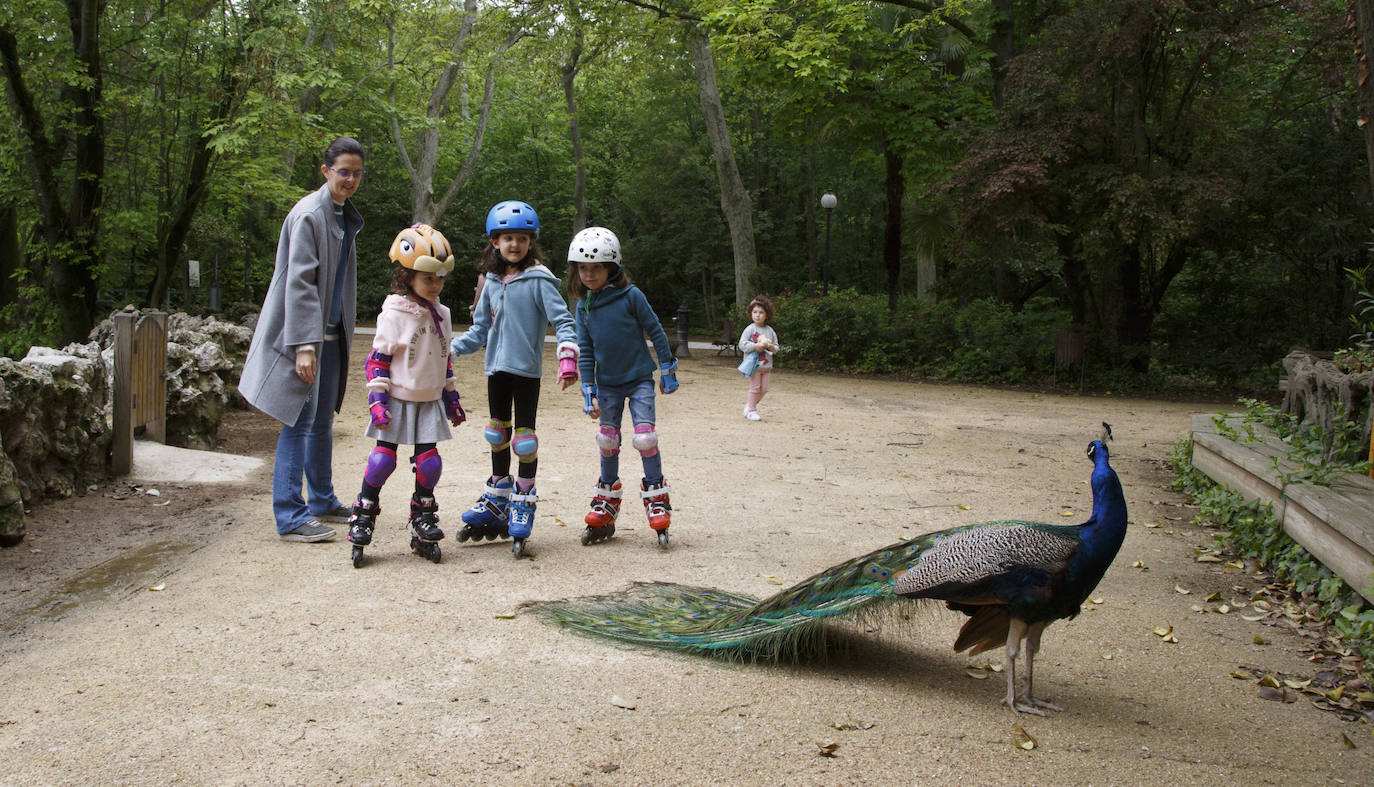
[272,340,345,533]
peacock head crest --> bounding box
[1087,422,1113,460]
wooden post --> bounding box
[110,311,168,475]
[111,313,134,475]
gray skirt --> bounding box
[365,398,452,444]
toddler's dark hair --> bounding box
[567,262,632,299]
[748,294,774,322]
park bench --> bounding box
[713,318,739,357]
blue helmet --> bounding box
[485,200,540,238]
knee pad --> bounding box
[484,418,511,451]
[363,446,397,488]
[412,448,442,490]
[595,425,621,457]
[511,427,538,463]
[631,424,659,457]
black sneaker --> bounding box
[316,504,353,524]
[280,520,336,542]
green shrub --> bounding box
[766,290,1069,384]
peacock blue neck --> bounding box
[1071,444,1128,578]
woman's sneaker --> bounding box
[280,520,336,542]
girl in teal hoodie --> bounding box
[450,201,578,558]
[562,226,678,548]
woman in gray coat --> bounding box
[238,137,365,542]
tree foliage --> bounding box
[0,0,1366,389]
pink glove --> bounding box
[557,345,578,381]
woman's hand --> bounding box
[295,348,317,384]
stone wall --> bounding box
[0,345,110,546]
[0,310,254,546]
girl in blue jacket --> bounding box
[450,201,578,557]
[561,227,678,548]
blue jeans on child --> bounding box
[272,339,346,534]
[596,377,661,484]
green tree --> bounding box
[1,0,105,342]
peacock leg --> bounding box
[1001,618,1051,716]
[1019,621,1062,713]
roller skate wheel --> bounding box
[428,543,442,563]
[351,545,365,568]
[657,530,670,548]
[512,538,526,558]
[456,529,472,543]
[580,528,594,546]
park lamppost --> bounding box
[820,190,837,294]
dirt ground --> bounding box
[1,346,1371,785]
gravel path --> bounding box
[1,349,1369,784]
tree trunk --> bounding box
[149,51,241,308]
[915,248,936,305]
[390,0,524,226]
[0,0,104,343]
[988,0,1018,308]
[1352,0,1374,196]
[687,26,756,307]
[883,141,903,311]
[0,201,18,309]
[431,29,527,224]
[562,19,589,234]
[805,144,818,288]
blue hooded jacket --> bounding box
[451,264,577,378]
[575,284,674,386]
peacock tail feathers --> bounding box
[528,520,1068,664]
[530,428,1125,702]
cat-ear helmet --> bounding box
[485,201,540,239]
[389,223,455,276]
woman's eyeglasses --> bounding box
[326,166,365,180]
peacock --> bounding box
[530,424,1127,715]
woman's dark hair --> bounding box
[748,294,774,322]
[324,136,364,166]
[567,262,631,299]
[477,235,547,276]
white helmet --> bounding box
[567,227,622,270]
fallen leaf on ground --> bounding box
[1011,723,1036,750]
[816,741,839,757]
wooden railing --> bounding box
[1191,413,1374,604]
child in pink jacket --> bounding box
[344,224,467,567]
